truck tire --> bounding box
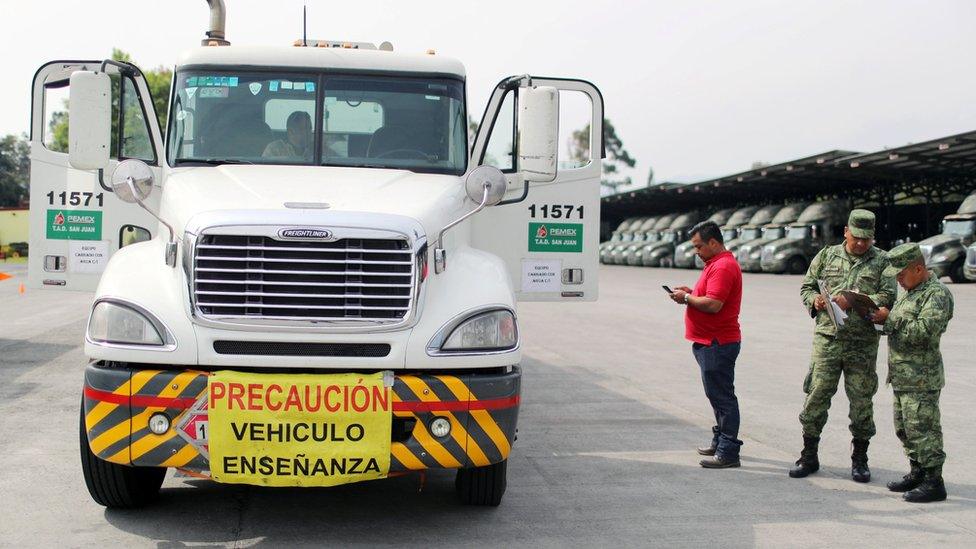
[455,460,507,506]
[79,399,166,508]
[949,260,970,283]
[787,256,808,275]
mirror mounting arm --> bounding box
[434,183,491,275]
[125,176,178,267]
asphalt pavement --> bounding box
[1,262,974,547]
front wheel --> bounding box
[80,399,166,508]
[787,256,808,275]
[949,260,970,283]
[455,460,507,506]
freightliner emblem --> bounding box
[278,228,336,240]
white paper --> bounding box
[830,301,848,327]
[69,240,109,274]
[521,259,562,292]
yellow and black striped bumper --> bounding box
[82,364,520,475]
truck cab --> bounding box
[640,211,701,267]
[761,200,848,274]
[28,4,604,509]
[917,191,976,283]
[737,202,808,272]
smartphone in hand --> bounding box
[662,285,674,294]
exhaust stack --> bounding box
[202,0,230,46]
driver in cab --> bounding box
[263,111,312,160]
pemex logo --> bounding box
[54,212,65,226]
[536,225,548,239]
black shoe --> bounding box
[697,445,717,456]
[700,456,740,468]
[903,474,947,503]
[851,438,871,483]
[789,435,820,478]
[887,461,923,493]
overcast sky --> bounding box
[2,0,975,185]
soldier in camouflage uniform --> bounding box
[871,243,953,503]
[790,209,896,482]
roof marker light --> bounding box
[938,143,950,151]
[889,153,900,160]
[850,161,860,168]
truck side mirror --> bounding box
[517,86,559,183]
[68,71,112,171]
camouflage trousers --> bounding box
[799,334,879,439]
[894,391,945,475]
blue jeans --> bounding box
[692,340,743,460]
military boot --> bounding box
[789,436,820,478]
[887,461,923,492]
[903,470,947,503]
[851,439,871,483]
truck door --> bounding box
[28,60,165,291]
[470,77,604,301]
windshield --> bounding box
[739,228,761,240]
[764,227,785,240]
[647,232,660,242]
[943,220,975,236]
[167,71,467,174]
[722,229,738,241]
[787,226,809,239]
[662,232,676,243]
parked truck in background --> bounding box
[605,217,647,264]
[760,200,848,274]
[620,214,673,265]
[964,241,976,281]
[27,0,605,509]
[737,202,808,272]
[673,208,734,269]
[600,217,638,264]
[917,191,976,283]
[689,205,761,269]
[614,216,658,265]
[641,211,701,267]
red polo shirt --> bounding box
[685,250,742,345]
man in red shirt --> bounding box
[670,221,744,468]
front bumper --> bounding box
[82,363,520,476]
[739,256,762,272]
[673,254,696,268]
[761,258,787,273]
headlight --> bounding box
[750,249,761,258]
[443,310,517,351]
[429,309,518,354]
[88,301,166,346]
[931,253,951,264]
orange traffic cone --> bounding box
[19,283,26,295]
[0,272,12,282]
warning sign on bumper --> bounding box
[208,371,392,487]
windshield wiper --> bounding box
[175,158,254,166]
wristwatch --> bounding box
[683,293,690,304]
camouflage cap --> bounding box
[848,209,876,238]
[883,242,925,277]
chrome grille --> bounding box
[967,247,976,267]
[761,247,774,263]
[193,234,415,322]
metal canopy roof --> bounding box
[603,129,976,219]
